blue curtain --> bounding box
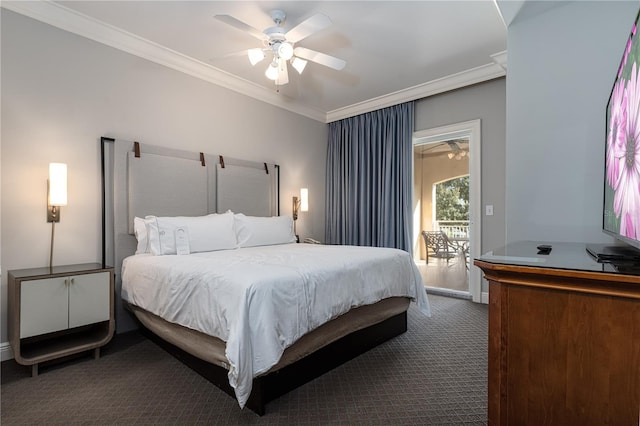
[325,102,414,252]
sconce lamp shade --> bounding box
[300,188,309,212]
[49,163,68,206]
[48,162,67,268]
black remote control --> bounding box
[537,244,552,254]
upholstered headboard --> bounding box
[101,137,280,332]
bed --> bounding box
[101,138,431,414]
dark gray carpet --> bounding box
[1,295,487,425]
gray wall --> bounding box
[0,10,328,346]
[415,78,507,254]
[506,1,638,243]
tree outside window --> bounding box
[435,175,469,221]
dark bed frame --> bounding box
[139,311,407,415]
[101,137,409,415]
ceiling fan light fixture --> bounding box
[247,48,265,65]
[265,61,279,80]
[215,10,346,88]
[291,57,307,74]
[277,42,294,60]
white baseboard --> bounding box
[425,287,472,300]
[1,341,14,361]
[481,291,489,304]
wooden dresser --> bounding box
[475,242,640,425]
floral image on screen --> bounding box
[604,13,640,241]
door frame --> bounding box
[413,119,482,303]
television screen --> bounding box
[603,8,640,250]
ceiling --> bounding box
[4,1,508,122]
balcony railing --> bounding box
[435,220,469,239]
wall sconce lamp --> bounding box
[47,163,67,269]
[292,188,309,240]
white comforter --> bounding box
[121,243,430,408]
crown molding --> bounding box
[1,0,327,122]
[3,1,507,124]
[491,50,508,71]
[326,62,506,123]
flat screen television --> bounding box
[596,8,640,261]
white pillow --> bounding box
[133,216,154,254]
[146,212,237,255]
[234,214,296,248]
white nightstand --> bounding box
[8,263,115,376]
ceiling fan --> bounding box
[418,140,469,160]
[214,9,346,86]
[446,141,469,160]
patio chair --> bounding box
[422,230,458,264]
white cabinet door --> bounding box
[68,272,110,328]
[20,277,69,338]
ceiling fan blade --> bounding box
[214,50,249,60]
[214,15,266,41]
[293,47,346,71]
[285,13,332,43]
[277,57,289,85]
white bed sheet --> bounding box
[121,243,430,408]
